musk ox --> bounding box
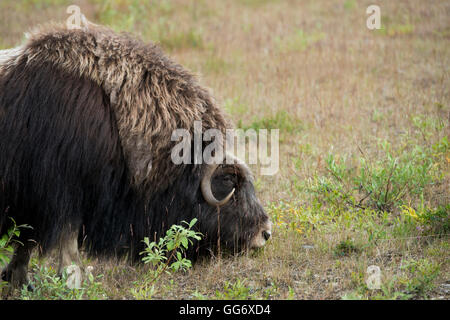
[0,23,272,289]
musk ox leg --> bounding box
[57,231,83,278]
[1,240,35,292]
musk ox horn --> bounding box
[200,154,251,207]
[201,163,235,207]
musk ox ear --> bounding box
[225,153,254,182]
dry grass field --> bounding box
[0,0,449,300]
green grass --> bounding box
[95,0,208,51]
[343,0,356,10]
[215,279,252,300]
[274,29,326,53]
[238,110,303,134]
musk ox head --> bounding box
[198,156,272,253]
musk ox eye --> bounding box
[219,174,238,190]
[222,175,235,184]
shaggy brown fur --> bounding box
[2,23,229,190]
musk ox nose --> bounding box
[250,220,272,248]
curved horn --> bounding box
[201,163,235,207]
[200,154,252,207]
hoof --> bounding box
[1,267,33,291]
[27,283,35,292]
[1,268,11,282]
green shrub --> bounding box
[139,218,202,274]
[311,137,441,213]
[355,141,435,211]
[131,218,202,299]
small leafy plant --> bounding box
[1,217,31,294]
[140,218,202,275]
[0,217,32,295]
[0,217,31,267]
[215,279,253,300]
[131,218,202,299]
